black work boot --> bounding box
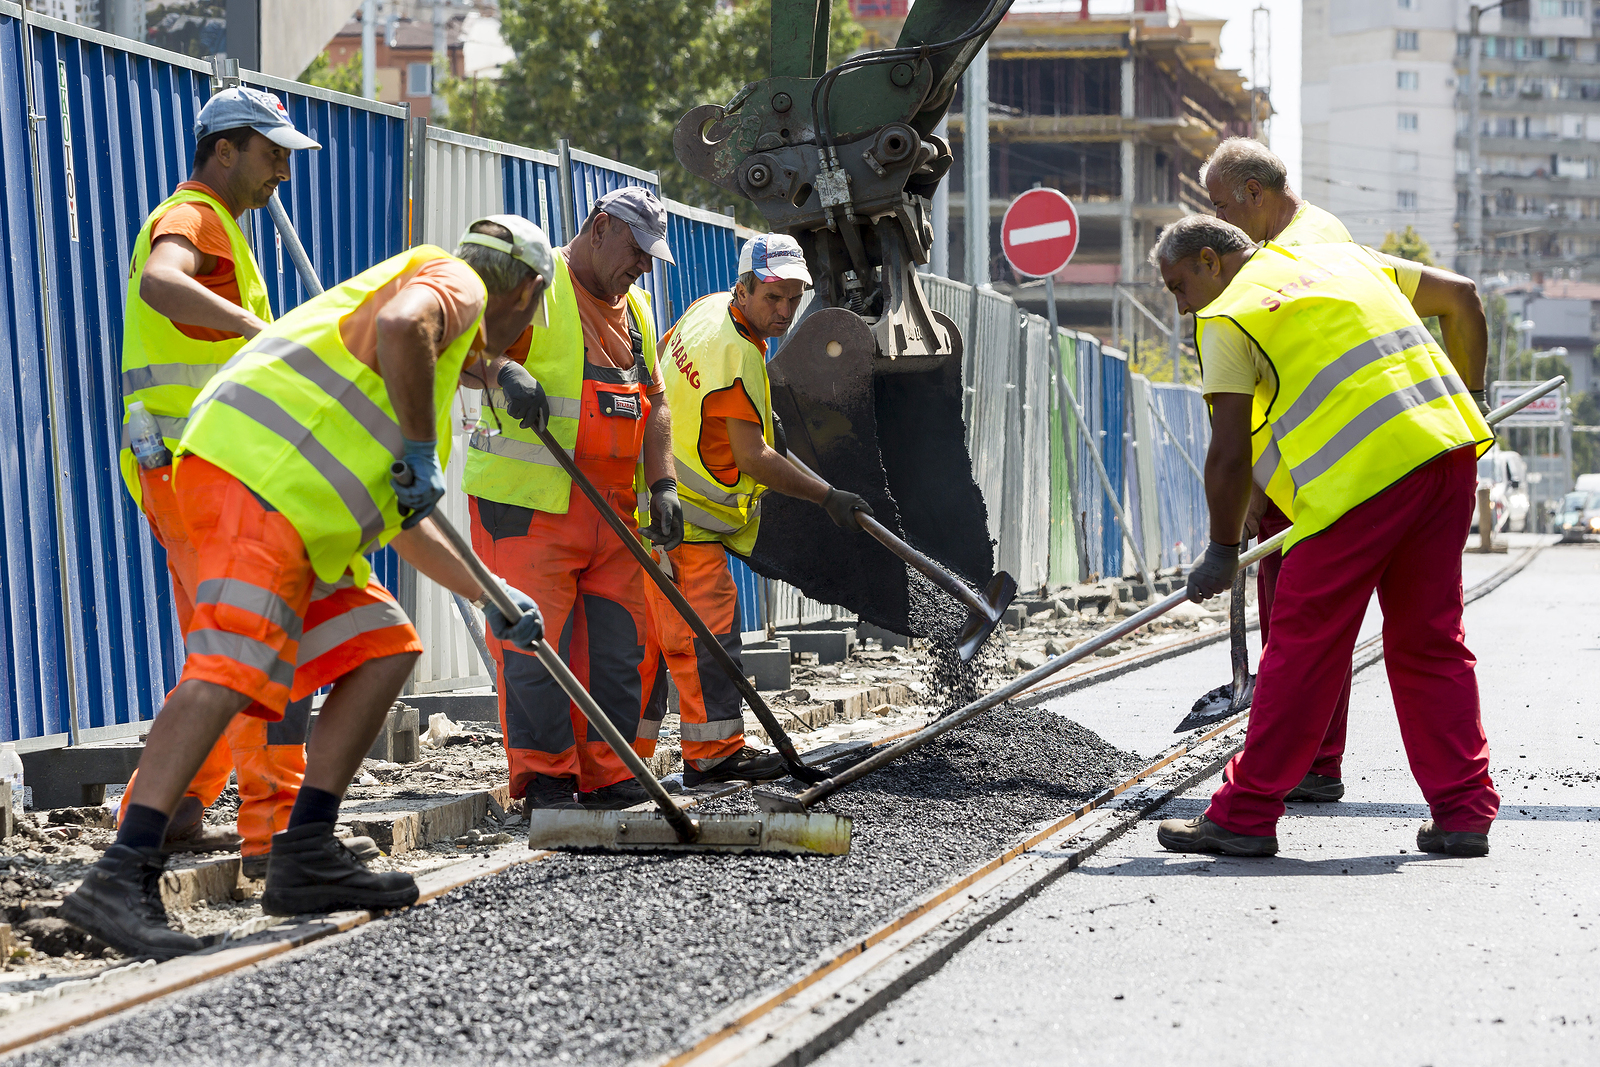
[1417,820,1490,857]
[260,822,418,916]
[579,777,654,810]
[58,844,205,961]
[524,774,583,810]
[683,746,789,787]
[1156,816,1279,857]
[1284,773,1345,803]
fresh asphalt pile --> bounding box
[23,705,1138,1067]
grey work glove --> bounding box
[1471,388,1491,419]
[823,488,873,532]
[484,582,544,649]
[498,361,550,433]
[640,478,684,552]
[1186,540,1241,603]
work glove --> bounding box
[771,412,788,457]
[1186,540,1241,604]
[1471,388,1492,419]
[484,582,544,649]
[640,478,684,552]
[823,488,873,532]
[498,361,550,433]
[392,438,446,530]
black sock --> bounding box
[287,785,342,830]
[117,803,170,851]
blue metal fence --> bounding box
[501,146,564,246]
[1149,383,1209,568]
[1098,347,1128,579]
[658,199,744,326]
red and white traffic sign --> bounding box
[1001,188,1080,278]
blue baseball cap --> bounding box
[738,233,812,286]
[195,86,321,151]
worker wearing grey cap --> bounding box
[463,185,683,812]
[113,84,323,875]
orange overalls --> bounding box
[470,359,663,797]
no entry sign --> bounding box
[1001,188,1080,278]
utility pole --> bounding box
[963,46,990,288]
[432,0,448,119]
[361,0,376,100]
[930,115,950,277]
[1466,3,1507,283]
[1249,5,1271,143]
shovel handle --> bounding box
[855,512,995,621]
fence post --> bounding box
[556,137,576,243]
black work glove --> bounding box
[1471,388,1491,419]
[771,413,788,457]
[1186,540,1241,603]
[822,488,873,532]
[640,477,684,552]
[498,361,550,433]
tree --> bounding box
[439,0,862,220]
[1379,224,1436,266]
[300,51,365,97]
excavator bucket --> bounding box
[672,0,1012,638]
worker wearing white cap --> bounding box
[642,233,872,787]
[114,84,324,874]
[462,186,681,811]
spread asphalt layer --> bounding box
[20,706,1138,1066]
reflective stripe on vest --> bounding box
[461,256,657,513]
[658,291,773,557]
[119,187,273,505]
[181,245,485,586]
[1197,241,1491,552]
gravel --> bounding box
[23,706,1137,1067]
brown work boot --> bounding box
[1284,773,1345,803]
[160,795,243,855]
[1417,820,1489,857]
[1156,816,1278,857]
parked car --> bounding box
[1558,490,1600,542]
[1473,448,1530,533]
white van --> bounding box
[1474,448,1530,533]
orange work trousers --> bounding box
[469,487,659,796]
[643,541,747,771]
[120,462,307,857]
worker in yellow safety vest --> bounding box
[1148,215,1498,859]
[1194,136,1492,805]
[643,234,872,787]
[61,216,553,961]
[117,86,321,874]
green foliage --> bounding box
[438,0,862,222]
[1379,224,1436,266]
[299,51,366,97]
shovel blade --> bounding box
[1173,674,1256,732]
[956,571,1018,662]
[526,809,849,855]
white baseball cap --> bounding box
[458,215,555,323]
[738,233,812,286]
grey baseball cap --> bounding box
[196,86,321,151]
[585,186,675,264]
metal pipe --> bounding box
[267,191,323,296]
[556,138,576,244]
[856,512,990,619]
[962,44,989,288]
[361,0,376,100]
[450,592,496,678]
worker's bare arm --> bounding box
[1205,393,1255,546]
[141,234,268,339]
[1407,265,1488,390]
[727,417,830,504]
[390,520,485,601]
[643,393,677,486]
[375,286,448,442]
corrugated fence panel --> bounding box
[1099,347,1128,579]
[501,145,563,243]
[1047,329,1079,586]
[1150,382,1209,567]
[421,126,504,249]
[1128,375,1162,573]
[0,4,71,744]
[968,289,1015,551]
[1016,315,1052,593]
[658,198,742,327]
[566,148,666,334]
[1073,332,1104,579]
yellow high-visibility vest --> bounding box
[119,187,273,504]
[460,256,657,513]
[658,292,774,557]
[179,245,485,585]
[1196,241,1491,552]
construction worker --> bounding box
[1150,215,1499,858]
[645,234,872,787]
[116,86,321,872]
[462,187,680,811]
[1194,136,1491,804]
[60,216,552,960]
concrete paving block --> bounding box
[741,639,792,691]
[159,857,245,911]
[1002,605,1027,630]
[19,742,144,810]
[778,628,856,664]
[341,784,512,856]
[856,622,911,649]
[402,691,499,724]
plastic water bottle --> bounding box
[0,742,23,812]
[127,400,172,469]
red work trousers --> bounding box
[470,487,658,796]
[1208,447,1498,836]
[1256,501,1350,779]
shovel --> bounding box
[1174,539,1255,732]
[754,378,1567,815]
[393,470,850,855]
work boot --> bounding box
[1284,773,1345,803]
[683,746,789,788]
[243,835,380,880]
[58,844,205,961]
[160,795,243,855]
[241,853,269,880]
[1156,816,1278,857]
[524,774,583,810]
[260,822,418,916]
[1417,820,1490,858]
[579,778,654,810]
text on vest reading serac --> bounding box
[1259,266,1334,312]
